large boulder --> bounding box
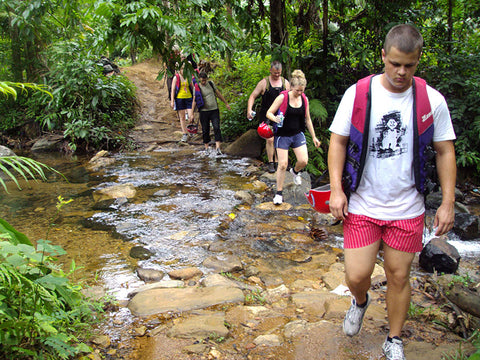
[419,238,460,274]
[453,213,479,240]
[224,129,263,158]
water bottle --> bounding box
[277,111,284,128]
[185,112,189,121]
[249,111,256,121]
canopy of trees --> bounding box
[0,0,479,179]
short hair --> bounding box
[199,71,208,79]
[384,24,423,56]
[290,69,306,87]
[270,60,282,70]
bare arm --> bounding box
[433,140,456,236]
[328,133,349,219]
[215,89,231,110]
[285,79,290,91]
[247,79,266,119]
[266,94,284,122]
[304,98,320,148]
[170,75,176,108]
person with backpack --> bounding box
[170,65,195,142]
[266,70,320,205]
[328,24,456,360]
[247,61,290,173]
[197,72,231,155]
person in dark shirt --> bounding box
[247,61,290,173]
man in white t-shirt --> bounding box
[328,24,456,360]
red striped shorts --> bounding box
[343,213,424,253]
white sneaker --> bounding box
[343,293,371,336]
[382,337,406,360]
[290,168,302,185]
[180,134,188,142]
[273,194,283,205]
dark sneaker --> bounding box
[343,293,371,336]
[382,337,405,360]
[267,162,275,173]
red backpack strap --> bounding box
[413,76,433,134]
[352,74,375,133]
[278,90,289,115]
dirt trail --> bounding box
[122,59,189,149]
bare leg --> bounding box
[276,148,289,192]
[291,145,308,172]
[266,137,275,163]
[383,244,415,338]
[344,241,381,304]
[178,110,187,134]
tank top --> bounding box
[259,77,285,121]
[276,97,305,137]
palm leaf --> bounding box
[0,156,67,193]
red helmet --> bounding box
[305,184,331,213]
[187,124,198,134]
[257,122,274,139]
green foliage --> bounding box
[0,156,66,193]
[0,194,102,359]
[244,289,266,305]
[211,52,271,141]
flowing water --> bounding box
[1,148,480,353]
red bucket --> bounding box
[305,184,331,213]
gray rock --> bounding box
[202,254,243,273]
[224,129,263,158]
[419,238,461,274]
[453,213,479,240]
[0,145,16,156]
[30,134,64,152]
[127,286,245,316]
[137,268,164,282]
[129,246,154,260]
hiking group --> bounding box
[166,23,456,360]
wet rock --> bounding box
[426,189,465,210]
[93,183,136,202]
[153,189,171,197]
[244,265,260,277]
[91,334,111,348]
[234,190,254,205]
[453,212,479,240]
[128,280,184,298]
[419,238,460,274]
[256,201,292,211]
[168,267,203,280]
[263,284,290,304]
[166,311,228,340]
[202,254,243,273]
[183,343,209,354]
[127,286,244,316]
[129,246,154,260]
[137,268,164,282]
[30,134,65,152]
[0,145,15,156]
[253,334,282,347]
[86,154,116,172]
[224,129,263,158]
[201,273,261,292]
[134,325,147,336]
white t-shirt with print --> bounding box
[329,75,455,220]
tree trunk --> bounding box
[270,0,285,47]
[10,24,23,82]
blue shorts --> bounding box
[175,97,193,110]
[275,132,306,150]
